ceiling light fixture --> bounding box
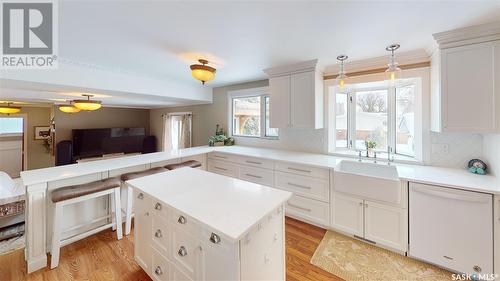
[190,59,216,84]
[58,103,81,113]
[335,55,348,89]
[0,103,21,115]
[73,94,102,111]
[385,44,402,85]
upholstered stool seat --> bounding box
[51,178,121,202]
[120,167,168,181]
[164,160,202,170]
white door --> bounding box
[331,193,364,237]
[291,71,315,128]
[364,200,407,251]
[269,75,290,128]
[134,192,152,273]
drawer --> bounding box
[133,189,151,212]
[181,154,206,170]
[152,215,170,256]
[208,152,239,163]
[275,171,329,202]
[151,199,169,219]
[171,225,200,280]
[237,156,274,170]
[200,228,239,257]
[151,158,180,168]
[151,248,171,281]
[275,161,329,180]
[239,165,274,187]
[285,195,330,227]
[207,159,238,177]
[170,209,199,236]
[171,266,193,281]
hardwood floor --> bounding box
[0,217,342,281]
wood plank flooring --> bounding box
[0,217,342,281]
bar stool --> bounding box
[50,177,122,269]
[121,167,169,236]
[164,160,202,170]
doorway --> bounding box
[0,115,27,178]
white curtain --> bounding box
[163,113,192,151]
[162,114,172,151]
[179,114,192,149]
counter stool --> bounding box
[121,167,169,236]
[50,177,122,269]
[164,160,202,170]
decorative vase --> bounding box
[214,141,225,146]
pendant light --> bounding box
[0,103,21,115]
[385,44,402,85]
[58,102,81,113]
[190,59,216,85]
[73,94,102,111]
[335,55,348,90]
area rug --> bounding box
[310,231,453,281]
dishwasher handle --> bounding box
[412,185,490,204]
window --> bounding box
[229,88,278,139]
[0,118,23,135]
[331,79,418,158]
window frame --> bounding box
[227,87,279,140]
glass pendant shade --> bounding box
[335,55,349,90]
[190,59,216,84]
[0,104,21,114]
[385,44,401,86]
[58,105,81,113]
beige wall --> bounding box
[21,107,55,170]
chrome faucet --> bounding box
[387,146,394,165]
[358,150,362,162]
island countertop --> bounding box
[126,167,292,242]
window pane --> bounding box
[232,96,261,137]
[355,90,388,150]
[0,118,23,134]
[396,85,415,156]
[335,93,348,148]
[264,97,278,137]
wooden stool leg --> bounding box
[50,203,63,269]
[125,184,133,236]
[113,187,123,240]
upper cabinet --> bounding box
[264,59,324,129]
[431,22,500,133]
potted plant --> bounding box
[365,139,377,158]
[209,134,226,146]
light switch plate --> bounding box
[432,143,449,154]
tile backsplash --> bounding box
[429,132,483,169]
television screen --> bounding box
[72,128,146,159]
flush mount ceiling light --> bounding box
[335,55,349,89]
[385,44,402,84]
[190,59,216,85]
[73,94,102,111]
[0,103,21,115]
[58,102,81,113]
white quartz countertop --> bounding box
[127,168,292,242]
[20,145,500,194]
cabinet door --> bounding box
[291,71,315,128]
[269,75,291,128]
[331,194,364,237]
[441,41,498,132]
[364,200,407,251]
[134,192,152,273]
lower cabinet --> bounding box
[134,190,152,273]
[331,194,364,237]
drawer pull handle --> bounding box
[177,215,187,224]
[287,167,311,173]
[154,266,163,275]
[178,246,188,257]
[154,203,162,210]
[246,160,262,165]
[154,229,162,238]
[209,232,221,244]
[287,182,311,190]
[214,166,227,171]
[443,255,454,260]
[245,173,263,179]
[214,155,227,159]
[287,203,311,212]
[137,193,144,199]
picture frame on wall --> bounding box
[34,126,51,140]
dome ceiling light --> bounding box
[73,94,102,111]
[58,102,81,113]
[190,59,216,85]
[0,103,21,115]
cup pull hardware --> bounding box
[209,232,221,244]
[178,246,188,257]
[177,215,187,224]
[137,193,144,199]
[154,266,163,275]
[155,203,162,210]
[155,229,162,238]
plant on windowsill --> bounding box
[365,139,377,158]
[208,124,235,146]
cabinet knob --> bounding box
[155,229,162,238]
[473,265,482,273]
[154,266,163,275]
[178,246,188,257]
[154,203,162,210]
[145,212,149,217]
[209,232,221,244]
[177,215,187,224]
[137,193,144,199]
[359,202,363,206]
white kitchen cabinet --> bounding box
[431,23,500,133]
[331,193,364,237]
[364,200,407,251]
[264,59,323,129]
[134,190,152,273]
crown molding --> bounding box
[263,59,319,77]
[433,21,500,49]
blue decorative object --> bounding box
[468,159,487,175]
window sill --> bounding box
[329,150,423,165]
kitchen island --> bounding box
[126,167,292,280]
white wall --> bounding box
[482,134,500,176]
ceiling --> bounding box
[2,1,500,107]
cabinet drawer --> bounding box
[181,154,206,170]
[133,190,151,212]
[208,152,239,163]
[171,226,200,280]
[275,161,329,179]
[275,171,329,202]
[207,159,238,178]
[151,248,170,281]
[151,199,169,219]
[170,209,199,237]
[152,215,170,256]
[237,156,274,170]
[151,158,180,168]
[239,165,274,187]
[285,195,330,227]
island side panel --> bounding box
[495,194,500,275]
[26,182,48,273]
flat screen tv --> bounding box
[72,127,146,159]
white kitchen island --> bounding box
[126,167,292,281]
